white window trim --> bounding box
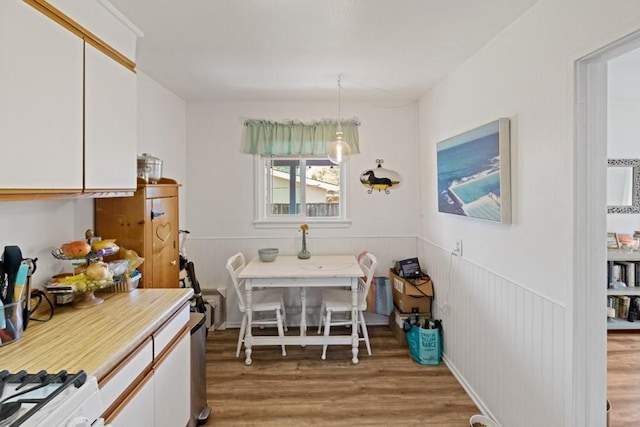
[253,155,351,228]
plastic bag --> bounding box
[120,247,145,274]
[404,318,442,365]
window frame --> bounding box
[253,155,351,228]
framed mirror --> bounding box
[607,159,640,213]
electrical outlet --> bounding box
[454,239,463,256]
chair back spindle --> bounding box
[226,252,248,312]
[358,252,378,308]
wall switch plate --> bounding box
[454,239,463,256]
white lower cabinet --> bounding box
[109,371,155,426]
[154,331,191,427]
[102,304,191,426]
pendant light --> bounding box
[328,76,351,164]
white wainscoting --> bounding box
[185,235,416,328]
[419,238,566,427]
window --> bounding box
[254,155,350,226]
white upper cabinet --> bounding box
[0,0,140,196]
[47,0,139,61]
[85,44,137,191]
[0,0,83,190]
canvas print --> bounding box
[436,118,511,223]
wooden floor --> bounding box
[203,325,479,426]
[608,331,640,426]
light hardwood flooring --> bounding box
[608,331,640,426]
[203,325,479,426]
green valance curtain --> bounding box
[244,119,360,156]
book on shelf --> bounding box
[620,261,636,287]
[618,295,631,319]
[608,260,640,288]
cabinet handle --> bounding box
[171,260,177,266]
[151,211,165,220]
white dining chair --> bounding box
[316,249,369,331]
[226,252,288,358]
[317,252,378,360]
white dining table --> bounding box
[237,254,364,365]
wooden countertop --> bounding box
[0,288,193,379]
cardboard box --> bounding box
[202,288,226,331]
[389,270,434,314]
[388,308,431,347]
[389,313,407,347]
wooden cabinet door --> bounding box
[151,196,179,287]
[85,43,137,191]
[0,0,83,190]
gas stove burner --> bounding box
[0,402,21,426]
[0,370,93,426]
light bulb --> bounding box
[328,132,351,164]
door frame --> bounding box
[574,30,640,426]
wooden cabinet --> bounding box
[0,0,83,192]
[607,249,640,330]
[95,178,181,288]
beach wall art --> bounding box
[436,118,511,223]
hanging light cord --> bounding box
[337,75,343,132]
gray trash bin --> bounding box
[189,312,210,426]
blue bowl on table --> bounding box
[258,248,279,262]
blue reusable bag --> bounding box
[404,320,442,365]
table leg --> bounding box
[300,286,307,346]
[244,279,253,365]
[351,277,359,364]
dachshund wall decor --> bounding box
[359,160,401,194]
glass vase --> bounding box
[298,232,311,259]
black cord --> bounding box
[28,290,54,323]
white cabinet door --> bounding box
[108,371,155,427]
[0,0,83,190]
[154,331,190,427]
[85,44,137,191]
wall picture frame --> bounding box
[436,118,511,223]
[607,232,620,249]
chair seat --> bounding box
[246,289,285,312]
[322,289,366,312]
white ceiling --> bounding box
[109,0,538,102]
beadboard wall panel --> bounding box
[419,238,566,426]
[186,235,415,327]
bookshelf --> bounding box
[607,249,640,330]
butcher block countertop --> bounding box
[0,288,193,379]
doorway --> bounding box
[575,30,640,426]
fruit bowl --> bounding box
[54,272,115,308]
[51,247,99,261]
